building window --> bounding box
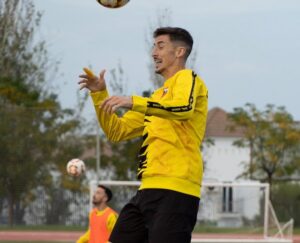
[222,187,233,212]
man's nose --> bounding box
[152,47,158,57]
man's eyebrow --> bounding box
[154,40,166,46]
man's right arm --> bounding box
[78,68,144,142]
[91,90,144,142]
[76,229,90,243]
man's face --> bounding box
[92,187,107,205]
[152,34,178,75]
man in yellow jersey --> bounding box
[77,185,118,243]
[78,27,208,243]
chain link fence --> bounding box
[0,186,90,227]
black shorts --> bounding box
[109,189,199,243]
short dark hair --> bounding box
[153,27,193,59]
[98,185,113,202]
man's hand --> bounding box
[78,68,106,92]
[101,96,133,114]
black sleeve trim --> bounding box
[147,71,197,113]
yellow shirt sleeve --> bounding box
[77,211,93,243]
[107,212,118,232]
[76,229,90,243]
[90,90,144,142]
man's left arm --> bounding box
[132,73,207,120]
[100,72,208,121]
[107,212,118,233]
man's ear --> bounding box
[175,46,186,58]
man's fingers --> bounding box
[79,83,87,90]
[79,74,89,79]
[83,67,95,78]
[99,69,106,80]
[101,96,120,114]
[100,96,132,114]
[111,104,120,113]
[79,74,98,81]
[78,78,87,84]
[78,78,89,90]
[106,99,118,114]
[100,97,110,109]
[101,98,112,113]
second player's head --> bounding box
[92,185,113,205]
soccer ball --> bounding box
[96,0,130,9]
[66,158,86,177]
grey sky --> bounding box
[34,0,300,120]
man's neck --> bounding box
[162,64,185,80]
[94,203,107,211]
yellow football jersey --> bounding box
[91,69,208,198]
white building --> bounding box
[203,107,250,182]
[199,107,261,227]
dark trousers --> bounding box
[109,189,199,243]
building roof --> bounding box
[206,107,245,138]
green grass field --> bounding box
[0,225,84,231]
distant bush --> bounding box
[272,182,300,227]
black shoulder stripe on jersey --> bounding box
[147,71,197,112]
[142,133,148,141]
[137,171,143,180]
[139,154,147,165]
[139,144,148,155]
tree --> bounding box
[0,0,49,92]
[0,0,90,226]
[228,103,300,187]
[272,182,300,227]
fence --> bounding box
[0,186,90,226]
